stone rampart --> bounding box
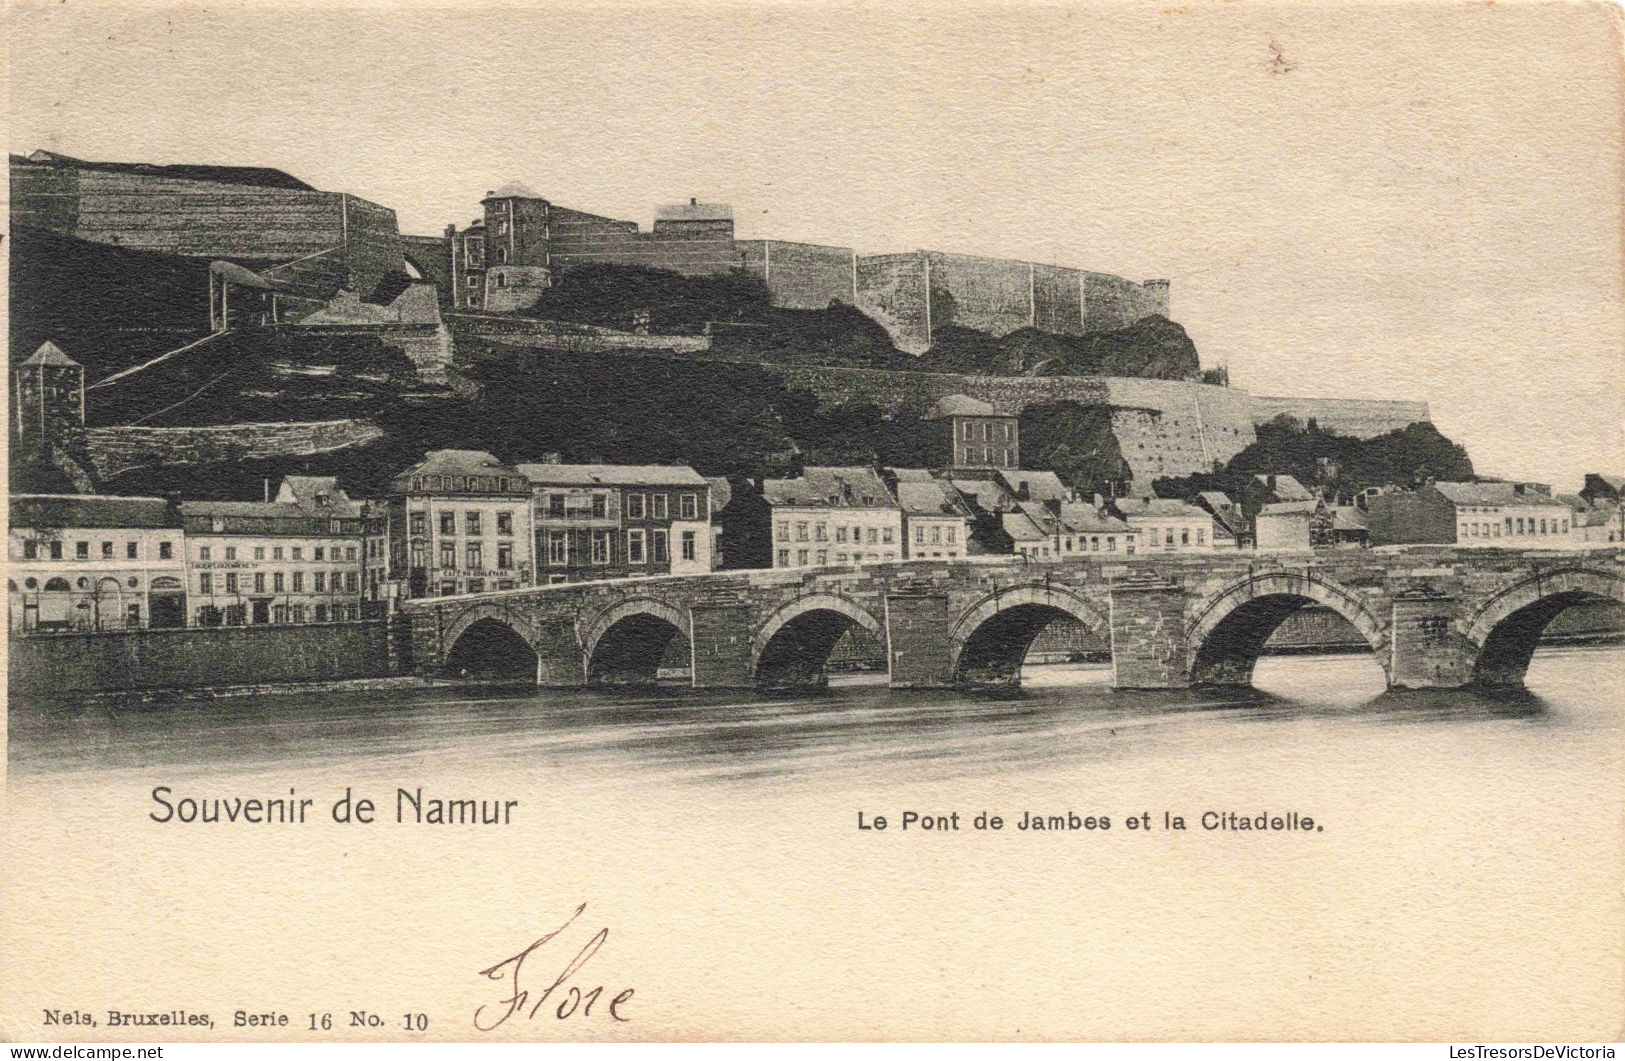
[87,419,385,481]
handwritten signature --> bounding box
[473,902,634,1031]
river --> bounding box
[5,645,1621,1039]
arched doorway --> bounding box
[38,577,72,632]
[443,618,538,681]
[754,595,884,689]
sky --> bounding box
[7,1,1622,490]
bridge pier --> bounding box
[535,619,587,687]
[689,604,756,688]
[1387,587,1475,689]
[886,593,954,688]
[1108,576,1192,689]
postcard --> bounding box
[3,0,1622,1044]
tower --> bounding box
[14,341,85,463]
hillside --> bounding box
[915,316,1201,380]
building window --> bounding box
[346,573,359,593]
[777,549,789,567]
[796,522,809,542]
[346,546,357,561]
[254,573,266,593]
[931,526,942,544]
[22,540,37,560]
[591,531,611,564]
[124,542,138,559]
[199,573,213,594]
[627,529,646,564]
[314,546,325,562]
[964,448,976,464]
[1181,529,1190,546]
[947,526,956,544]
[440,542,456,569]
[1003,423,1014,441]
[99,541,112,559]
[198,546,211,562]
[796,549,808,566]
[467,578,485,594]
[815,550,828,565]
[292,572,304,592]
[680,494,698,519]
[777,521,790,541]
[547,531,568,565]
[274,573,285,592]
[315,573,326,592]
[410,513,426,535]
[497,543,513,570]
[466,543,483,569]
[50,541,62,560]
[628,494,646,520]
[440,513,456,536]
[882,528,894,544]
[591,494,607,519]
[253,546,265,560]
[653,529,669,562]
[497,511,513,535]
[866,528,877,544]
[75,541,88,559]
[549,494,566,517]
[915,525,926,544]
[681,531,697,562]
[652,495,668,520]
[1197,528,1205,544]
[272,546,284,560]
[466,512,482,535]
[962,422,973,440]
[815,523,828,542]
[836,527,847,543]
[293,547,303,560]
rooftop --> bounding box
[654,200,733,222]
[20,341,79,368]
[1432,481,1570,508]
[893,479,970,518]
[763,466,897,509]
[485,181,544,201]
[1253,474,1314,502]
[925,394,999,420]
[517,463,707,488]
[19,149,314,191]
[1259,499,1320,516]
[997,469,1070,504]
[10,494,177,530]
[1115,496,1208,519]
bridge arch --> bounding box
[1186,571,1388,687]
[949,583,1110,687]
[752,593,884,688]
[441,603,540,681]
[581,598,691,686]
[1462,567,1625,686]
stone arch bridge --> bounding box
[401,547,1625,691]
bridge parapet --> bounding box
[398,546,1625,692]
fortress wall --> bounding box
[926,251,1035,337]
[340,194,408,294]
[401,234,457,295]
[46,169,344,259]
[1032,263,1085,335]
[548,206,740,276]
[1083,272,1169,329]
[737,240,856,309]
[1249,395,1431,438]
[854,253,932,354]
[87,418,385,481]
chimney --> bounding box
[690,197,698,206]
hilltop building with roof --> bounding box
[926,394,1020,470]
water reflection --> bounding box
[8,646,1618,786]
